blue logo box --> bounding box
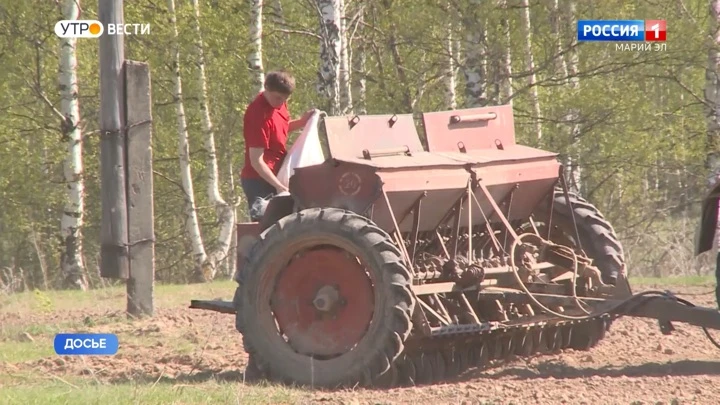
[577,20,645,42]
[54,333,119,355]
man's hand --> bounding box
[249,147,289,193]
[300,109,315,125]
[290,109,316,132]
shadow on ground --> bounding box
[465,359,720,381]
[104,357,720,390]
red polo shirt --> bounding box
[240,92,290,180]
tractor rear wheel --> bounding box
[236,207,415,388]
[530,189,626,285]
[523,189,625,350]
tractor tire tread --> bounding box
[549,188,626,280]
[236,207,415,388]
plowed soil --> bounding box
[3,283,720,404]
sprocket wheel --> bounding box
[236,208,415,388]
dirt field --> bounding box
[2,278,720,404]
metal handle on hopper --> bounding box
[449,112,497,124]
[361,145,411,160]
[348,115,360,129]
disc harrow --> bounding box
[190,105,720,390]
[361,313,613,388]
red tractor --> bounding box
[192,105,720,388]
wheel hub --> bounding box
[270,247,375,358]
[313,285,343,313]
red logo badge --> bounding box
[645,20,666,41]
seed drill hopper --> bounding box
[191,105,720,388]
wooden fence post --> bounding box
[125,61,155,317]
[98,0,130,279]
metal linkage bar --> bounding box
[409,193,426,264]
[382,188,414,272]
[476,182,519,244]
[469,191,503,255]
[417,297,451,326]
[189,299,236,314]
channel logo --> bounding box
[54,20,104,38]
[54,20,151,38]
[644,19,666,41]
[577,20,666,42]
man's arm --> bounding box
[249,148,288,193]
[244,109,288,193]
[288,109,316,132]
[288,119,304,132]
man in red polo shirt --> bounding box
[240,70,313,221]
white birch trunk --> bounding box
[249,0,264,93]
[551,0,568,82]
[520,0,542,139]
[444,16,457,110]
[192,0,236,280]
[317,0,341,115]
[228,158,237,276]
[168,0,208,269]
[338,0,352,114]
[352,50,367,114]
[41,137,49,176]
[462,6,487,108]
[59,0,87,290]
[352,12,367,115]
[565,1,582,194]
[499,0,513,105]
[655,156,661,192]
[677,92,688,216]
[706,0,720,250]
[453,26,461,98]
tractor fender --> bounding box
[258,194,295,232]
[234,194,296,284]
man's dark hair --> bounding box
[264,70,296,95]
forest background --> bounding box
[1,0,719,292]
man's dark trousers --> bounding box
[241,177,276,222]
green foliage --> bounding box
[31,289,53,313]
[0,380,299,405]
[0,0,715,287]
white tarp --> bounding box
[276,110,326,188]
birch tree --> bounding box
[249,0,264,93]
[58,0,87,290]
[191,0,236,280]
[444,15,457,110]
[461,0,487,108]
[167,0,208,276]
[338,0,353,114]
[317,0,342,115]
[520,0,542,139]
[565,0,582,194]
[498,0,513,105]
[551,0,568,82]
[351,9,367,114]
